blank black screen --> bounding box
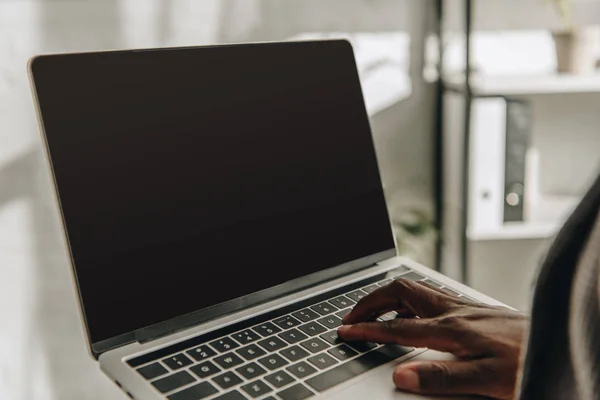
[32,40,395,343]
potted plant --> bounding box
[548,0,599,74]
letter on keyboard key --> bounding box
[305,345,414,392]
[319,330,341,345]
[265,370,295,388]
[311,301,338,315]
[273,315,302,330]
[190,361,221,379]
[167,382,218,400]
[277,383,315,400]
[280,345,310,362]
[317,315,342,329]
[345,289,367,303]
[298,321,327,336]
[235,362,266,380]
[235,344,266,361]
[252,322,281,337]
[212,371,244,389]
[214,353,244,369]
[327,344,358,361]
[186,345,217,361]
[257,336,287,352]
[278,328,308,344]
[163,353,193,370]
[291,308,320,322]
[300,338,329,353]
[286,361,317,379]
[328,295,355,308]
[307,353,338,369]
[210,337,240,353]
[241,379,272,398]
[258,353,289,370]
[152,371,196,393]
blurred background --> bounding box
[1,0,599,399]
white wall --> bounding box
[0,1,436,399]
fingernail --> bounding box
[337,325,351,334]
[393,369,419,390]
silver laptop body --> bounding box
[28,40,505,400]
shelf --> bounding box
[468,195,581,241]
[445,73,600,96]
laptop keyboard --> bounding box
[127,267,477,400]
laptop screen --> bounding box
[31,40,395,344]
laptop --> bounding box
[28,40,505,400]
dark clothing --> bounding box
[519,171,600,399]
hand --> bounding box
[337,278,528,399]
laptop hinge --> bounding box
[133,258,385,344]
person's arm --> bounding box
[337,279,528,400]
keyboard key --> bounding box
[168,382,218,400]
[210,337,240,353]
[163,353,193,370]
[362,284,380,293]
[212,371,244,389]
[347,341,378,353]
[273,315,302,330]
[137,362,168,380]
[236,362,266,380]
[214,353,244,369]
[328,295,355,309]
[190,361,221,378]
[252,322,281,337]
[335,308,352,319]
[377,279,393,287]
[186,345,217,362]
[213,390,249,400]
[277,383,314,400]
[317,315,342,329]
[422,278,443,288]
[319,331,341,345]
[298,321,327,337]
[328,344,358,361]
[307,353,338,369]
[236,344,266,361]
[258,353,289,370]
[393,271,425,281]
[311,302,338,316]
[300,338,329,354]
[460,295,479,303]
[265,370,295,388]
[345,289,368,303]
[286,361,317,379]
[378,311,397,321]
[291,309,320,322]
[305,345,414,392]
[152,371,196,393]
[441,287,460,296]
[241,380,272,398]
[257,336,287,352]
[391,265,410,275]
[233,330,262,344]
[278,328,308,344]
[280,345,309,362]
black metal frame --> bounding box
[461,0,473,283]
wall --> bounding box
[0,1,436,399]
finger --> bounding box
[337,318,457,352]
[343,279,454,325]
[393,359,511,398]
